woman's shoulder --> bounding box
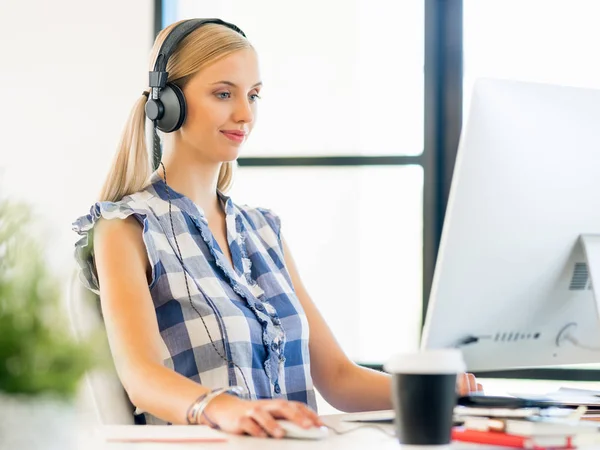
[72,190,155,236]
[71,188,158,293]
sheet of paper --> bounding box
[541,390,600,406]
[557,387,600,397]
[507,388,600,408]
[341,410,395,423]
[99,425,228,443]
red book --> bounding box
[452,427,577,449]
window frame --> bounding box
[154,0,600,382]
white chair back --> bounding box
[66,271,135,425]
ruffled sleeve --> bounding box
[71,200,151,294]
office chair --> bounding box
[66,270,135,425]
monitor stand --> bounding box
[556,234,600,349]
[454,234,600,356]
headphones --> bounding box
[144,18,247,133]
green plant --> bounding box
[0,199,97,399]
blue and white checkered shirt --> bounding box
[72,172,316,424]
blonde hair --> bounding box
[98,21,252,202]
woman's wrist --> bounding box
[186,391,211,425]
[200,392,246,426]
[186,387,246,425]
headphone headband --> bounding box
[150,18,246,88]
[145,18,246,140]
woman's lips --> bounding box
[220,131,245,143]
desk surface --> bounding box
[94,414,491,450]
[98,415,393,449]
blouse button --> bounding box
[270,342,278,351]
[274,382,281,394]
[255,303,265,311]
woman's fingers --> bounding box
[467,373,477,392]
[457,373,469,395]
[457,373,482,395]
[247,407,285,438]
[292,401,324,426]
[265,400,320,428]
[206,397,323,438]
[239,415,267,438]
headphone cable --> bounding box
[155,144,250,396]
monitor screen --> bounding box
[421,78,600,371]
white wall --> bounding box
[0,0,153,280]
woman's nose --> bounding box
[233,98,253,123]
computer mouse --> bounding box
[276,420,330,440]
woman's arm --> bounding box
[281,238,483,412]
[93,216,213,424]
[93,218,321,434]
[281,237,393,412]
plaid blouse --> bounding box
[72,172,316,424]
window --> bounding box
[230,166,423,362]
[161,0,425,362]
[463,0,600,377]
[163,1,424,158]
[464,0,600,115]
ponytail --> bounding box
[217,161,236,193]
[98,93,151,202]
[98,93,236,201]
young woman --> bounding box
[73,18,481,438]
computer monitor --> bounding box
[421,78,600,372]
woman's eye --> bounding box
[216,92,231,99]
[249,93,261,102]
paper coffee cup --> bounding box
[385,349,466,449]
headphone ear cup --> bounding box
[155,83,187,133]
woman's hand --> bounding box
[201,394,324,438]
[457,372,484,396]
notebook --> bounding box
[462,415,599,436]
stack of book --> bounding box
[452,415,600,449]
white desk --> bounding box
[96,415,392,449]
[95,415,491,450]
